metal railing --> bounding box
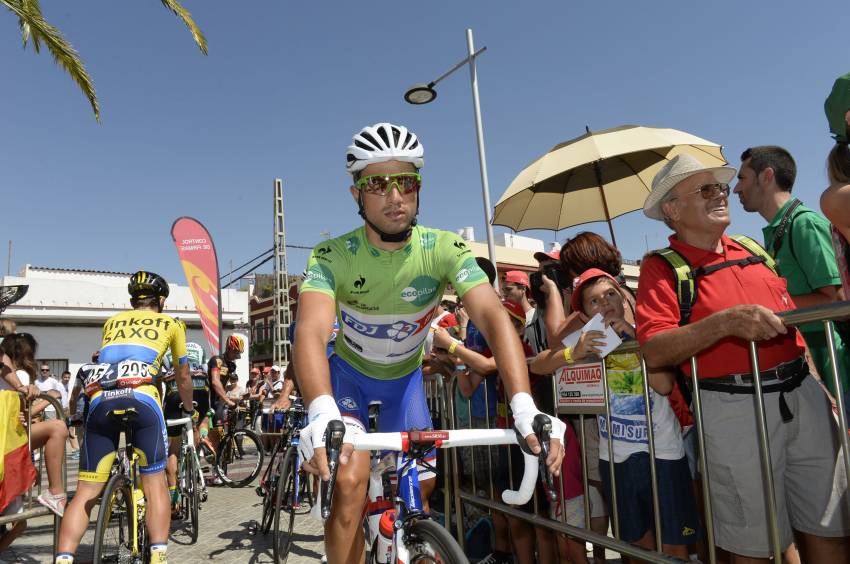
[0,392,68,557]
[437,300,850,563]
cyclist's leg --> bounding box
[57,397,117,556]
[379,367,436,511]
[131,387,171,547]
[325,355,371,564]
[192,391,210,449]
[163,394,182,508]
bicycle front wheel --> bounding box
[93,474,134,564]
[405,519,467,564]
[217,428,264,487]
[272,446,298,563]
[184,449,200,542]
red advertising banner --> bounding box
[171,217,222,355]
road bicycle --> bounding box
[255,395,314,563]
[92,408,148,564]
[215,404,264,487]
[165,413,206,543]
[322,413,553,564]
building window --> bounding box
[255,320,265,343]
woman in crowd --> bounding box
[821,72,850,300]
[1,333,68,517]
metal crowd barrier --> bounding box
[436,300,850,563]
[0,392,68,557]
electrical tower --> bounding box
[273,178,292,369]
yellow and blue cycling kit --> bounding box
[78,309,187,482]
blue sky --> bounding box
[2,1,847,284]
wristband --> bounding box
[307,394,339,423]
[509,392,536,417]
[563,347,574,365]
[448,340,459,354]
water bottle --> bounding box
[373,509,395,564]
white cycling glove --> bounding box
[298,395,362,464]
[510,392,566,450]
[298,395,342,464]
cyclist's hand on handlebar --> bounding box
[299,395,344,480]
[511,392,566,476]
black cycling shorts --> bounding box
[163,389,210,438]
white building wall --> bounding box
[2,266,251,388]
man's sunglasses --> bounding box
[355,173,421,196]
[673,182,730,201]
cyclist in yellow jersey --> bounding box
[56,271,194,564]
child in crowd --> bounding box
[532,268,699,560]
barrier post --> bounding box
[690,357,717,564]
[446,376,466,548]
[747,341,783,560]
[640,356,663,552]
[600,359,620,540]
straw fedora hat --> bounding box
[643,153,736,220]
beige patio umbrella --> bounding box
[492,125,728,247]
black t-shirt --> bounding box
[207,355,236,399]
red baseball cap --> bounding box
[263,366,272,374]
[250,367,260,375]
[502,299,526,324]
[504,270,530,288]
[570,268,620,312]
[533,250,561,263]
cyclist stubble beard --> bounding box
[350,162,418,243]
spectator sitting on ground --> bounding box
[1,333,69,517]
[638,153,850,561]
[532,268,699,559]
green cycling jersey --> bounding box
[300,225,488,379]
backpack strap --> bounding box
[649,235,775,326]
[652,247,695,326]
[730,235,777,275]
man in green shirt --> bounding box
[734,145,848,398]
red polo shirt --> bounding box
[636,235,805,379]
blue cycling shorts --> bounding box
[330,354,433,435]
[80,385,168,482]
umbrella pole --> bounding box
[593,162,618,248]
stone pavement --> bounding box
[1,456,327,563]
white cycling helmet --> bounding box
[346,122,424,175]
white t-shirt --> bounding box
[35,376,65,416]
[0,368,28,391]
[597,351,683,463]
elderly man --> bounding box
[636,153,850,562]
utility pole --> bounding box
[272,179,293,369]
[6,240,10,276]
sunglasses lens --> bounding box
[700,183,729,199]
[359,174,421,196]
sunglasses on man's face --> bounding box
[355,173,421,196]
[674,182,730,201]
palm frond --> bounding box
[159,0,208,54]
[3,0,100,121]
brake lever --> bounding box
[320,419,346,519]
[532,413,558,502]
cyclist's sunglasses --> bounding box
[355,173,421,196]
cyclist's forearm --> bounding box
[475,309,531,399]
[293,338,332,405]
[210,376,230,403]
[175,364,193,412]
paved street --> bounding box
[2,456,327,563]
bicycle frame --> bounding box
[167,416,206,501]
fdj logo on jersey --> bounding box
[400,276,439,307]
[341,312,424,342]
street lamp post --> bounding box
[404,28,499,290]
